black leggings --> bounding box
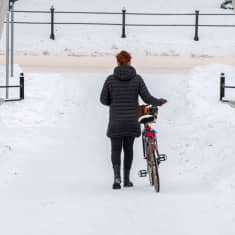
[111,136,135,170]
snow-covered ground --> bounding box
[1,0,235,56]
[11,0,222,12]
[0,63,235,235]
[0,0,235,234]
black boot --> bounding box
[124,169,134,187]
[112,165,121,190]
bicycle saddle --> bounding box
[138,105,158,124]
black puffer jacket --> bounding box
[100,65,162,138]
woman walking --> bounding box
[100,51,167,190]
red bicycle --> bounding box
[138,105,167,192]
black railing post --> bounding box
[194,10,199,41]
[220,72,225,101]
[121,7,126,38]
[50,5,55,40]
[20,72,24,100]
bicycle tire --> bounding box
[145,140,153,186]
[146,140,159,191]
[144,137,152,185]
[143,130,160,192]
[152,151,160,192]
[147,161,153,185]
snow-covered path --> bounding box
[0,68,235,235]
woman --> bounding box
[100,51,167,190]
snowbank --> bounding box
[187,64,235,192]
[189,64,235,122]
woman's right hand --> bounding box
[159,98,168,106]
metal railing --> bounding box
[0,73,24,102]
[5,7,235,41]
[220,73,235,101]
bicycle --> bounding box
[138,105,167,192]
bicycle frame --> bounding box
[142,123,167,162]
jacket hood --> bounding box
[113,65,136,81]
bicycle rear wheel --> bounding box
[147,161,153,185]
[146,141,160,192]
[146,141,153,186]
[152,151,160,192]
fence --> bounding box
[220,73,235,101]
[6,7,235,41]
[0,72,24,102]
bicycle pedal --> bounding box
[138,170,147,177]
[159,154,167,161]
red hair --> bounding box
[116,51,132,65]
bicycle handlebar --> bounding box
[139,105,158,116]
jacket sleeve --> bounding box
[100,78,111,106]
[138,76,162,106]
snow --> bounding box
[8,0,223,12]
[1,0,235,56]
[0,63,235,234]
[0,0,235,234]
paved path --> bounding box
[1,54,235,74]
